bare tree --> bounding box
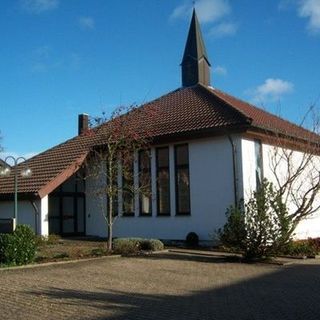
[84,105,156,250]
[266,107,320,241]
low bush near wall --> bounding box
[186,232,199,247]
[281,239,320,258]
[113,238,164,255]
[0,225,36,266]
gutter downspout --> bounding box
[30,199,39,235]
[228,135,238,207]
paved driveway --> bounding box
[1,252,320,320]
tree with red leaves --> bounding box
[84,105,156,250]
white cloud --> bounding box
[78,16,95,30]
[212,65,227,76]
[209,22,237,38]
[298,0,320,34]
[30,45,62,73]
[249,78,294,104]
[278,0,295,10]
[170,0,231,23]
[21,0,59,14]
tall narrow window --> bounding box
[139,150,152,216]
[122,163,134,216]
[175,144,190,215]
[254,139,263,190]
[156,147,170,216]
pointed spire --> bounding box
[181,9,211,87]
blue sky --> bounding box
[0,0,319,159]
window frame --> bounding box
[254,139,264,190]
[156,146,171,216]
[174,144,191,216]
[139,150,152,217]
[121,162,135,217]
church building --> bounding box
[1,10,319,241]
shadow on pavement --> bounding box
[28,261,320,320]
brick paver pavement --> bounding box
[1,252,320,320]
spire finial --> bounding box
[192,0,196,9]
[181,5,211,87]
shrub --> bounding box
[186,232,199,247]
[142,239,164,251]
[113,238,164,255]
[113,238,142,255]
[150,239,164,251]
[218,179,292,260]
[218,205,246,251]
[0,225,36,266]
[282,239,320,257]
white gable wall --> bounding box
[240,138,258,201]
[85,136,239,241]
[240,137,320,239]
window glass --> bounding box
[156,147,170,215]
[177,168,190,213]
[254,140,263,189]
[77,198,85,233]
[139,150,152,215]
[175,144,190,215]
[61,175,76,192]
[122,164,134,216]
[158,169,170,214]
[49,196,60,217]
[157,148,169,167]
[62,197,74,233]
[176,145,189,166]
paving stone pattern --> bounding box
[1,252,320,320]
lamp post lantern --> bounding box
[0,156,32,226]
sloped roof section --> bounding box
[210,87,320,142]
[0,134,95,197]
[1,84,319,196]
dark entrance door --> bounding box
[48,173,86,236]
[62,196,75,234]
[49,194,85,235]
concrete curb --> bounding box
[0,249,169,271]
[0,254,121,272]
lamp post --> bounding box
[0,156,32,226]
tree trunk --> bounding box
[107,190,113,251]
[107,221,112,251]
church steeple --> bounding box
[181,9,211,87]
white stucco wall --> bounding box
[39,196,49,236]
[0,199,39,232]
[240,137,320,239]
[0,197,48,236]
[86,136,239,241]
[240,138,258,201]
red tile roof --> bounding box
[1,84,318,196]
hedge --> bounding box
[0,225,36,266]
[113,238,164,255]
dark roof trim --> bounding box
[38,152,88,198]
